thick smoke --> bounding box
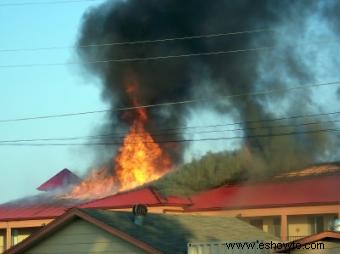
[77,0,339,180]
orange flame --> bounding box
[65,79,172,199]
[67,167,118,200]
[115,109,171,192]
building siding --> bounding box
[289,239,340,254]
[24,219,147,254]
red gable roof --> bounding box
[80,187,192,209]
[37,168,81,191]
[186,174,340,211]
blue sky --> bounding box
[0,0,108,203]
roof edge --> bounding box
[82,202,190,210]
[79,186,161,208]
[184,201,340,212]
[3,208,163,254]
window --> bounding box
[308,216,324,234]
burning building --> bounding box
[1,163,340,253]
[2,0,340,252]
[67,0,340,200]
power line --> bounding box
[152,110,340,132]
[0,128,338,146]
[0,0,98,7]
[0,38,339,68]
[0,117,339,144]
[0,28,273,53]
[0,80,339,123]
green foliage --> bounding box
[152,116,338,197]
[153,148,261,196]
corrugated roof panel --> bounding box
[187,174,340,211]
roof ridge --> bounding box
[37,168,80,191]
[148,186,166,204]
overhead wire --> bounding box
[0,128,338,146]
[0,38,339,68]
[0,114,339,144]
[0,28,273,52]
[0,80,339,123]
[0,25,338,146]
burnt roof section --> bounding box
[274,162,340,179]
[37,168,81,191]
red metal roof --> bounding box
[0,204,68,222]
[186,174,340,211]
[80,187,192,209]
[0,194,79,222]
[1,174,339,221]
[37,168,81,191]
[0,188,191,221]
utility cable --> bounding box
[0,38,339,68]
[0,80,339,123]
[0,28,273,52]
[0,117,339,144]
[0,128,338,146]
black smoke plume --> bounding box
[77,0,339,189]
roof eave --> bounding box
[184,201,340,212]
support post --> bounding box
[5,226,11,250]
[281,214,288,241]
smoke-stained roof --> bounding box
[0,195,79,222]
[186,174,340,211]
[36,168,81,191]
[274,162,340,179]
